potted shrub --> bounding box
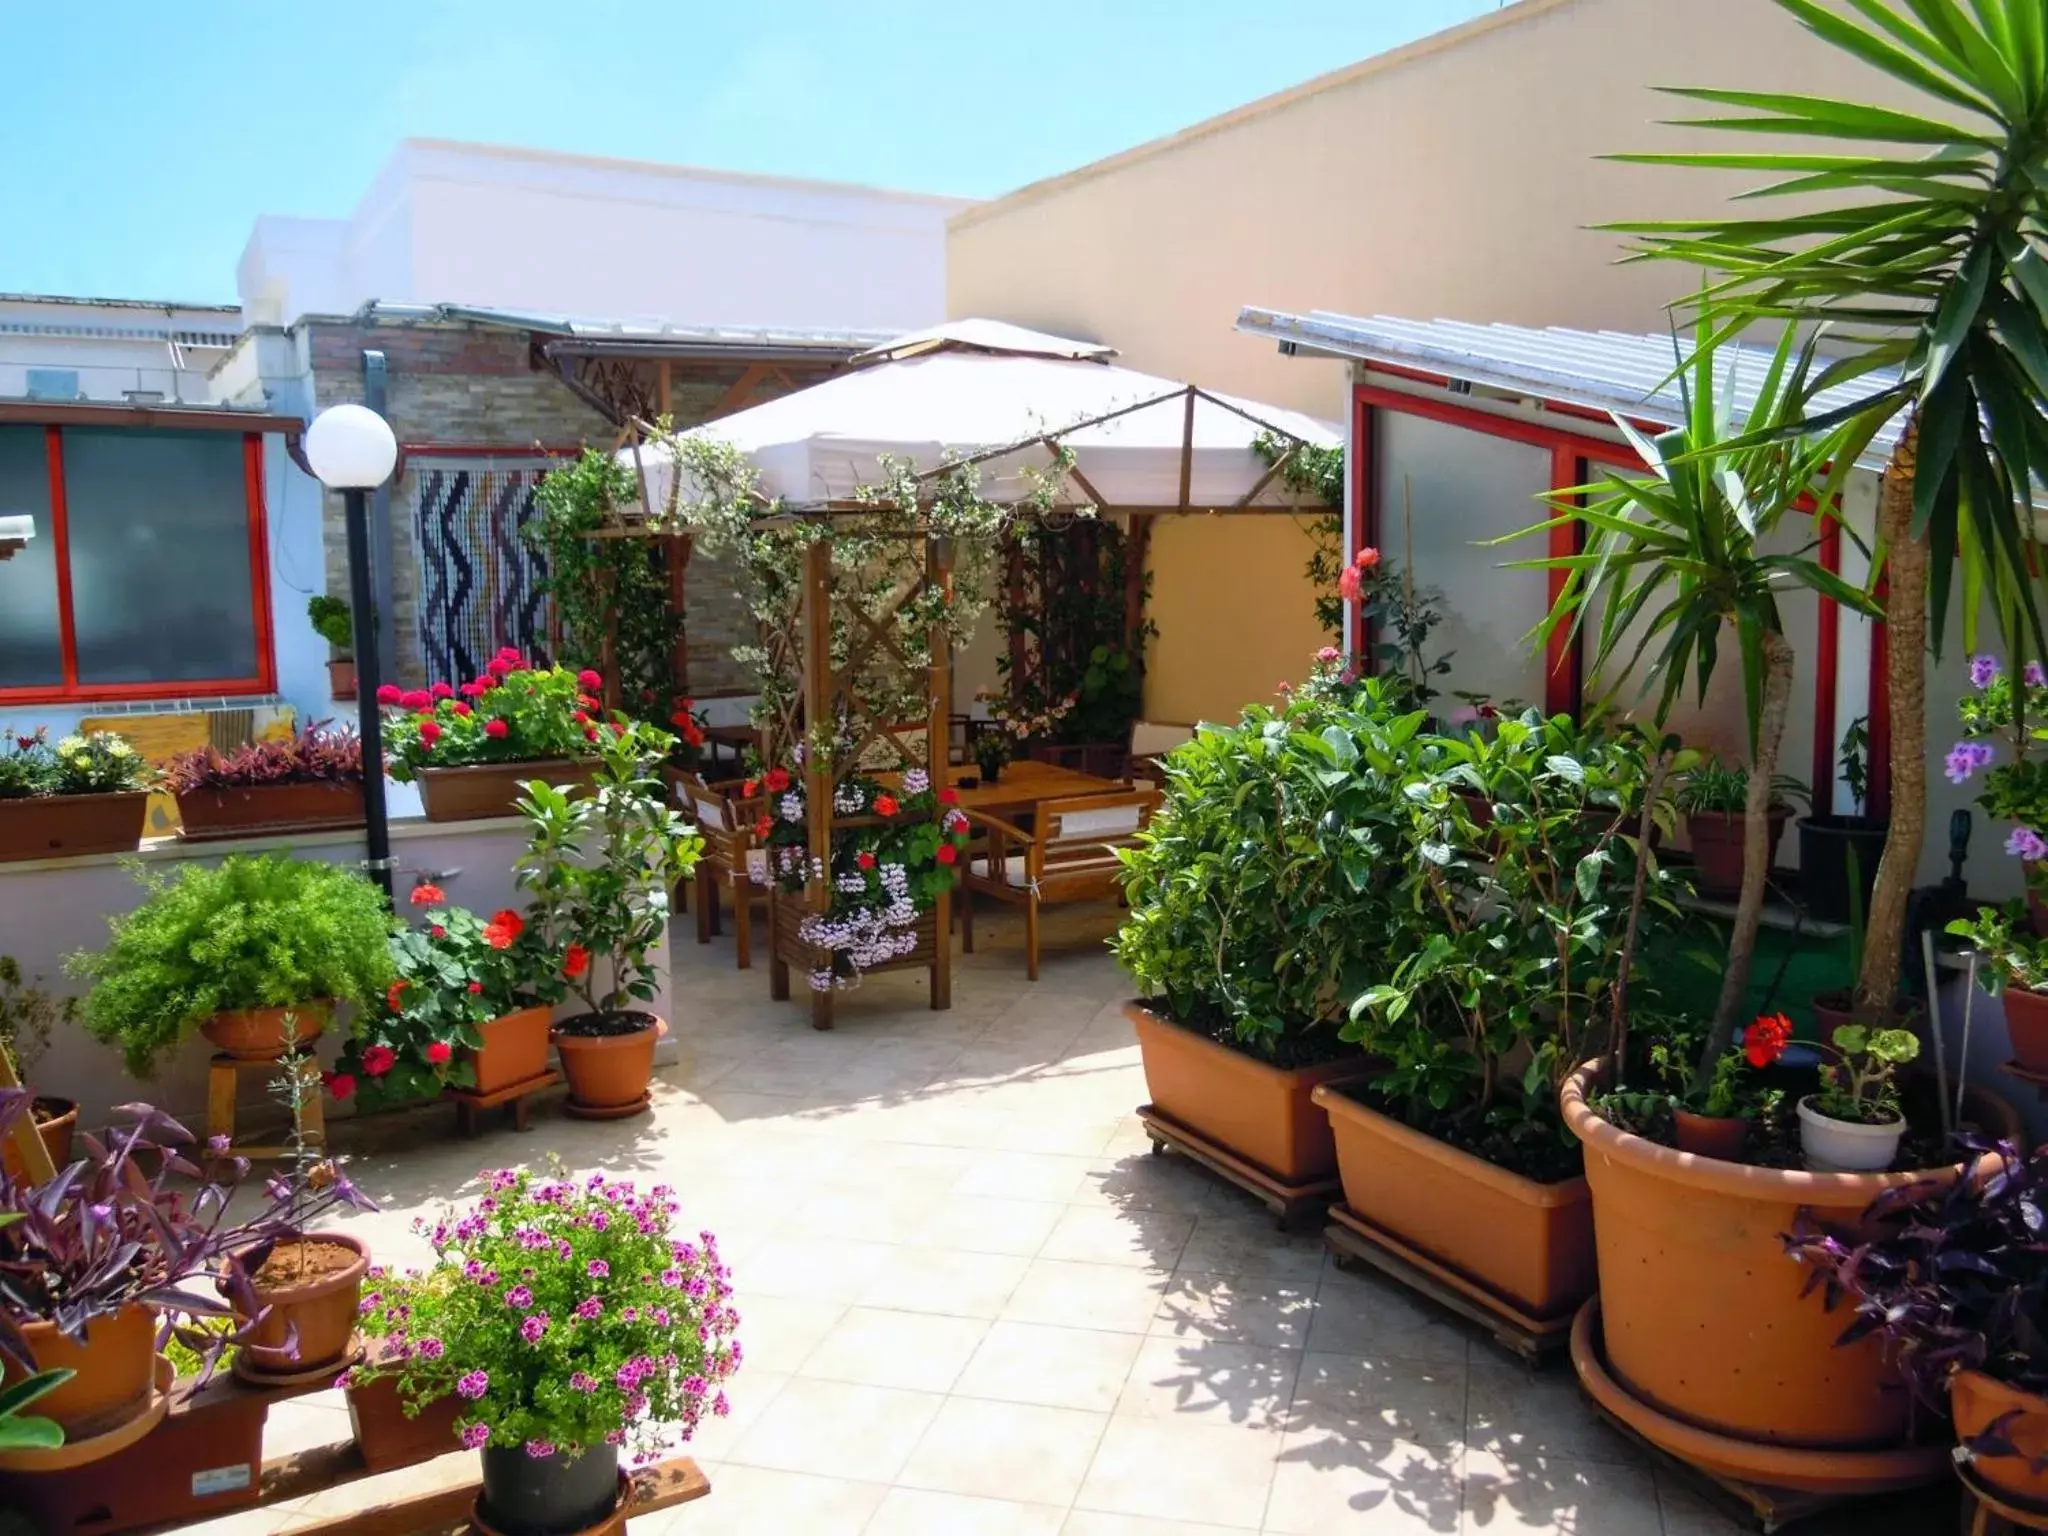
[515,726,700,1117]
[0,957,78,1178]
[1785,1139,2048,1505]
[1326,709,1693,1322]
[1677,755,1805,901]
[1109,663,1401,1186]
[1794,1024,1921,1172]
[0,728,150,863]
[382,652,610,822]
[1948,653,2048,934]
[350,1167,739,1535]
[1948,903,2048,1075]
[308,594,360,701]
[163,722,367,840]
[1657,1014,1789,1161]
[1797,717,1888,925]
[69,853,394,1076]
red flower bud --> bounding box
[484,719,510,739]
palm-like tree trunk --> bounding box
[1855,420,1924,1022]
[1694,628,1797,1088]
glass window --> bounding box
[0,425,63,688]
[60,428,258,686]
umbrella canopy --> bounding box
[625,320,1338,511]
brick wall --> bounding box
[308,319,757,696]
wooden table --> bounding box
[928,760,1122,816]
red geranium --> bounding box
[486,657,513,678]
[742,778,759,797]
[450,700,472,717]
[936,843,959,866]
[425,1040,452,1066]
[430,924,446,939]
[324,1072,357,1102]
[856,850,876,870]
[563,944,590,979]
[1337,546,1382,604]
[484,719,510,739]
[400,688,433,711]
[409,881,446,907]
[418,720,441,748]
[430,681,454,700]
[577,669,603,690]
[754,815,773,839]
[764,767,791,794]
[874,793,900,817]
[482,909,524,950]
[584,725,600,742]
[468,980,484,995]
[362,1043,396,1077]
[386,980,408,1012]
[939,787,959,806]
[1744,1013,1793,1069]
[375,683,402,705]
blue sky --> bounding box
[0,1,1502,305]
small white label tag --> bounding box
[192,1464,254,1498]
[745,848,768,883]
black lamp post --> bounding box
[304,404,399,903]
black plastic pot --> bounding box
[478,1443,620,1535]
[1796,814,1889,924]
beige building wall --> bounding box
[947,0,1931,722]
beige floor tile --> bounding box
[1071,1156,1217,1216]
[1003,1258,1175,1334]
[731,1295,849,1372]
[954,1149,1100,1203]
[742,1234,898,1303]
[674,1369,789,1463]
[795,1305,990,1392]
[1149,1274,1318,1351]
[1041,1205,1198,1268]
[1463,1360,1645,1466]
[1287,1351,1468,1449]
[1263,1431,1464,1534]
[956,1319,1148,1411]
[1458,1450,1662,1535]
[1173,1214,1328,1282]
[1075,1418,1281,1530]
[726,1378,944,1481]
[794,1186,945,1245]
[1304,1269,1471,1363]
[860,1244,1034,1318]
[1115,1336,1299,1433]
[866,1487,1068,1535]
[632,1464,887,1535]
[899,1396,1109,1505]
[1057,1515,1248,1536]
[915,1192,1070,1255]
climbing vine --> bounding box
[1253,431,1345,642]
[995,521,1154,747]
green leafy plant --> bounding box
[1814,1023,1921,1124]
[514,727,701,1021]
[1949,903,2048,997]
[381,652,655,781]
[1661,1012,1791,1120]
[1676,756,1809,816]
[0,957,71,1081]
[0,1362,71,1453]
[1839,715,1872,816]
[0,728,148,799]
[971,732,1012,781]
[1252,432,1347,641]
[68,854,395,1076]
[306,594,356,655]
[995,521,1152,748]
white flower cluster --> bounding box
[901,768,930,795]
[779,792,806,823]
[797,901,921,985]
[834,781,867,813]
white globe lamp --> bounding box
[305,403,398,489]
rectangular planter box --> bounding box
[1127,1001,1367,1185]
[468,1005,555,1095]
[176,779,367,841]
[346,1370,464,1473]
[416,760,595,822]
[1315,1082,1594,1321]
[0,790,148,862]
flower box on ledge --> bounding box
[0,791,149,863]
[416,761,596,823]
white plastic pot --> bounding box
[1796,1094,1906,1173]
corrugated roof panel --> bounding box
[360,301,895,350]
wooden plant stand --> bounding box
[768,888,946,1030]
[207,1051,324,1160]
[446,1068,561,1136]
[1321,1202,1573,1364]
[1137,1103,1338,1231]
[1962,1460,2048,1535]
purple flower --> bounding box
[1946,741,1995,783]
[505,1284,533,1310]
[712,1392,731,1418]
[1972,654,2002,689]
[520,1313,550,1344]
[524,1439,556,1459]
[416,1338,445,1361]
[460,1421,490,1449]
[683,1374,709,1398]
[456,1370,490,1400]
[2007,826,2048,861]
[661,1267,683,1288]
[2029,661,2048,688]
[570,1371,599,1394]
[575,1295,603,1321]
[587,1259,609,1279]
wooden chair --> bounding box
[675,772,762,969]
[959,786,1160,980]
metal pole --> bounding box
[345,486,394,903]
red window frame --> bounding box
[0,426,276,705]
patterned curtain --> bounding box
[412,462,555,686]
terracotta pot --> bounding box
[199,1002,329,1061]
[0,790,148,863]
[1127,1002,1368,1184]
[1685,805,1791,900]
[553,1014,663,1113]
[1951,1369,2048,1506]
[1315,1083,1594,1319]
[4,1305,158,1440]
[1563,1059,2009,1451]
[1671,1108,1748,1162]
[346,1356,464,1472]
[328,657,357,700]
[470,1005,555,1095]
[417,760,595,823]
[0,1095,78,1182]
[2004,986,2048,1075]
[176,779,366,840]
[231,1231,369,1377]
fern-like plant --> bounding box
[68,854,395,1076]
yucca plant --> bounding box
[1512,316,1879,1077]
[1605,0,2048,1024]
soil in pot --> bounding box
[232,1232,369,1379]
[200,1003,329,1060]
[1126,1001,1366,1184]
[553,1011,662,1114]
[470,1005,555,1095]
[1795,814,1888,925]
[6,1304,159,1440]
[478,1442,622,1536]
[1951,1369,2048,1506]
[1685,806,1791,900]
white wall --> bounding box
[0,297,237,405]
[239,139,972,331]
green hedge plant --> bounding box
[69,854,395,1076]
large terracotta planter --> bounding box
[5,1305,158,1441]
[200,1002,329,1061]
[553,1014,663,1115]
[1951,1369,2048,1506]
[0,790,148,863]
[1315,1083,1594,1319]
[1127,1002,1368,1184]
[1685,806,1791,899]
[0,1095,78,1182]
[176,779,366,841]
[417,760,595,823]
[230,1231,370,1380]
[2003,986,2048,1075]
[469,1005,555,1095]
[1562,1060,2016,1456]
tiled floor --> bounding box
[188,907,1957,1535]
